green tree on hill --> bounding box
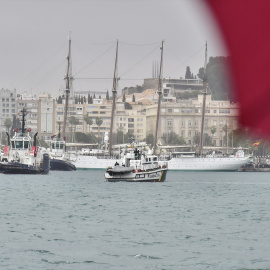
[185,66,192,79]
[198,56,233,101]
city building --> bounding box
[0,88,18,143]
[146,94,239,147]
[17,93,56,140]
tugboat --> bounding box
[105,146,168,182]
[49,130,76,171]
[0,108,50,174]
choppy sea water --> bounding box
[1,170,270,270]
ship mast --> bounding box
[198,41,208,156]
[153,40,164,155]
[109,39,119,157]
[62,35,72,140]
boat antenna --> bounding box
[58,123,61,140]
[198,41,208,156]
[21,108,27,135]
[109,39,119,157]
[62,34,72,141]
[153,40,164,155]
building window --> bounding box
[188,130,192,137]
[168,109,172,113]
[181,109,193,113]
[195,120,198,126]
[181,130,185,137]
[168,119,173,126]
[188,120,192,126]
[181,120,185,126]
[219,109,230,114]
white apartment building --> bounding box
[115,103,146,142]
[55,98,112,142]
[0,88,17,134]
[17,93,56,140]
[146,94,239,147]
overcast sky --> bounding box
[0,0,226,97]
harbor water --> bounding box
[1,170,270,270]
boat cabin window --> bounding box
[172,151,196,158]
[52,142,65,149]
[11,140,29,149]
[145,157,157,162]
[24,141,29,149]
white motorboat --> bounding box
[105,148,168,182]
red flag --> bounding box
[205,0,270,139]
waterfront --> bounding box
[1,170,270,269]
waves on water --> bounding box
[1,170,270,269]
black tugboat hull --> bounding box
[50,159,76,171]
[0,163,48,174]
[0,153,50,175]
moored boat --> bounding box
[0,108,50,174]
[162,42,249,171]
[48,138,76,171]
[167,149,250,171]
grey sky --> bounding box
[0,0,225,97]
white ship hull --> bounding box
[69,154,250,171]
[70,155,120,170]
[168,156,250,171]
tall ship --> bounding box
[165,42,249,171]
[64,39,121,170]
